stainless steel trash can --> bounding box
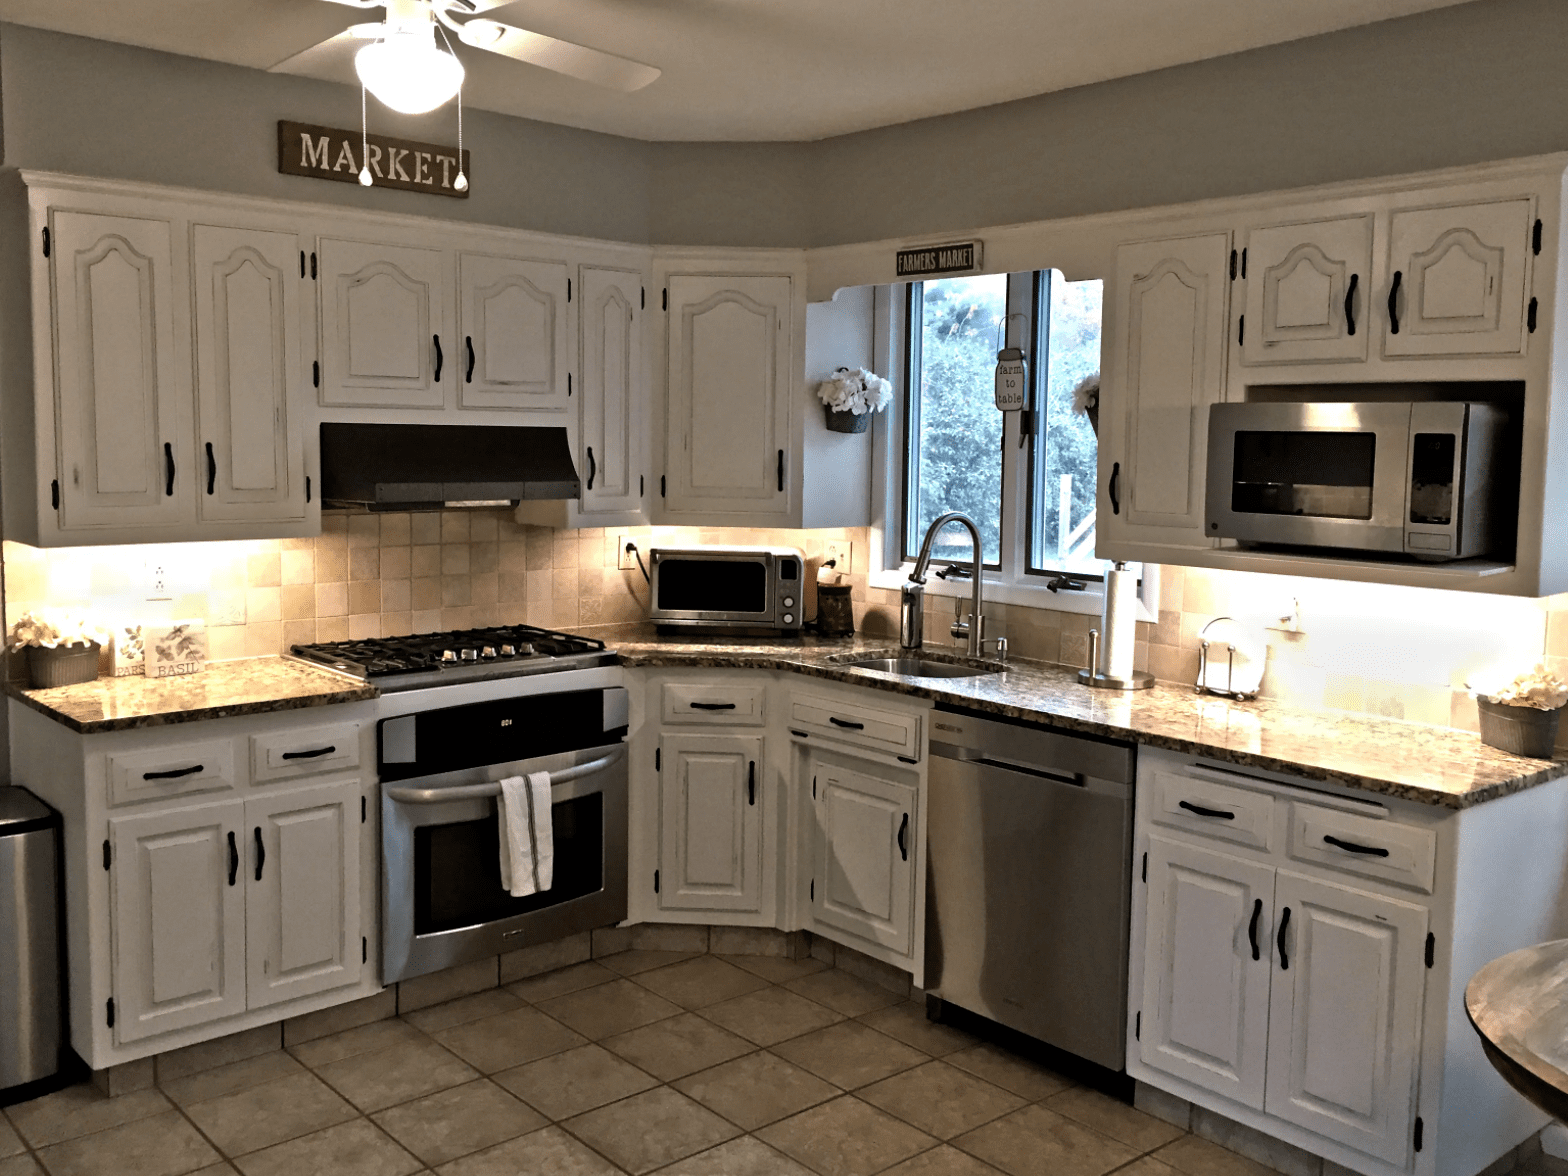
[0,787,62,1095]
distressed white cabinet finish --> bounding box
[1242,216,1373,365]
[579,266,645,514]
[245,778,363,1008]
[657,733,763,914]
[808,748,918,958]
[1098,233,1231,549]
[457,252,570,412]
[318,237,449,408]
[108,799,246,1043]
[664,273,793,521]
[191,223,307,523]
[1140,834,1274,1110]
[47,210,189,532]
[1383,200,1533,358]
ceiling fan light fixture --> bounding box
[456,19,507,48]
[355,24,465,114]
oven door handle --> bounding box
[383,744,627,804]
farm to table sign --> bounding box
[279,121,471,198]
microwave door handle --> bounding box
[383,745,626,804]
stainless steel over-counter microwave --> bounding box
[648,545,806,633]
[1206,401,1514,561]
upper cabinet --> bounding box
[457,253,570,412]
[578,266,645,514]
[317,238,449,409]
[1241,216,1372,366]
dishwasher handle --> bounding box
[945,751,1085,789]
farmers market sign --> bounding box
[896,241,982,278]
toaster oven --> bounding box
[648,546,806,633]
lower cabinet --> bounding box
[657,732,764,914]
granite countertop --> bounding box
[1466,939,1568,1121]
[7,657,376,734]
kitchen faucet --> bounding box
[902,512,987,657]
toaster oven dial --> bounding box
[783,596,795,608]
[783,613,794,625]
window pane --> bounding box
[906,274,1007,565]
[1031,273,1104,575]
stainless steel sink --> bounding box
[837,657,999,679]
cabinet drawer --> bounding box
[1288,803,1435,894]
[107,741,236,806]
[250,723,362,783]
[790,693,922,759]
[1150,768,1276,851]
[662,683,766,726]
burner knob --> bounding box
[481,646,498,659]
[441,650,458,663]
[516,643,535,656]
[459,648,479,661]
[499,645,517,656]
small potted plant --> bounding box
[816,367,893,434]
[1469,663,1568,759]
[9,611,108,689]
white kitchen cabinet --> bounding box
[457,252,570,412]
[317,237,450,408]
[1242,216,1373,366]
[191,223,308,524]
[1140,834,1274,1110]
[663,272,794,522]
[1265,870,1428,1165]
[47,209,189,532]
[657,733,764,914]
[108,799,247,1043]
[1097,232,1231,550]
[578,266,645,513]
[1383,200,1534,358]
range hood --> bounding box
[319,423,580,512]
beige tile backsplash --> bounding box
[6,518,1568,745]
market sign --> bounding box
[278,121,471,198]
[895,241,982,278]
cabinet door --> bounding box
[1265,869,1428,1165]
[318,237,449,407]
[1139,835,1274,1110]
[1384,200,1532,357]
[665,274,792,521]
[658,734,763,913]
[811,754,917,955]
[109,799,246,1042]
[458,253,570,412]
[49,210,189,531]
[1099,234,1230,547]
[245,779,362,1008]
[192,224,307,523]
[1242,217,1372,365]
[579,266,644,514]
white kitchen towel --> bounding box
[497,771,555,897]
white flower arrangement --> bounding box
[817,367,893,416]
[9,610,109,651]
[1468,662,1568,711]
[1071,374,1099,417]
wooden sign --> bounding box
[278,121,470,198]
[896,241,982,278]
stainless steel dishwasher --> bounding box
[925,706,1135,1071]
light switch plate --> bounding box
[822,541,852,575]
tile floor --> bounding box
[0,949,1296,1176]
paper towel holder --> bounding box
[1078,628,1155,690]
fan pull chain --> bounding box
[358,84,373,186]
[434,21,468,192]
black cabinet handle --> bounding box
[586,447,596,491]
[690,701,737,711]
[1248,897,1262,961]
[465,336,475,383]
[777,450,784,493]
[897,813,909,861]
[144,765,202,780]
[205,442,216,495]
[828,716,865,730]
[281,745,336,760]
[433,335,443,382]
[748,761,756,806]
[1388,270,1403,335]
[1277,905,1291,970]
[254,827,266,881]
[1344,272,1359,336]
[1323,834,1390,858]
[228,831,239,886]
[1179,799,1235,821]
[164,442,175,496]
[1109,461,1120,516]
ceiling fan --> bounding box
[273,0,660,114]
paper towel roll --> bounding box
[1101,563,1137,680]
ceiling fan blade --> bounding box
[458,19,659,91]
[268,26,374,75]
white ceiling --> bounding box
[0,0,1477,141]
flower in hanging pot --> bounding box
[1467,662,1568,759]
[1071,373,1100,436]
[816,367,893,434]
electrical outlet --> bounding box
[145,560,171,601]
[822,540,853,576]
[616,534,639,572]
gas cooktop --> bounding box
[290,624,617,691]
